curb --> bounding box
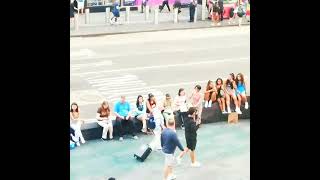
[70,23,250,37]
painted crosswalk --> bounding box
[85,74,165,108]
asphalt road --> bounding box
[70,26,250,120]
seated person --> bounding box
[114,96,138,141]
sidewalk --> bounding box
[70,9,250,37]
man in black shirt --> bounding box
[177,107,201,167]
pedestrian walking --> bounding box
[161,118,187,180]
[177,107,201,167]
[110,0,120,24]
[160,0,171,12]
[189,0,197,22]
[218,0,223,21]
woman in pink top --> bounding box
[173,88,188,129]
[189,85,203,124]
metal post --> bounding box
[125,6,130,23]
[201,0,206,20]
[154,8,159,24]
[145,6,150,20]
[85,8,90,24]
[194,6,197,23]
[105,7,111,24]
[174,8,178,23]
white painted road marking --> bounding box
[75,57,249,76]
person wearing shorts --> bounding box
[224,73,242,114]
[235,73,249,109]
[134,95,148,133]
[161,119,186,180]
[177,107,201,167]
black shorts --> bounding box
[186,138,197,151]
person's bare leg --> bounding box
[221,98,226,112]
[190,150,195,164]
[164,166,170,180]
[226,94,231,112]
[108,124,113,139]
[232,95,239,109]
[237,94,242,108]
[217,98,223,111]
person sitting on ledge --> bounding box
[96,101,113,141]
[114,96,138,141]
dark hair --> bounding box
[216,78,223,85]
[136,95,143,108]
[188,107,197,115]
[226,73,235,89]
[195,85,201,90]
[178,88,185,96]
[206,80,213,91]
[70,102,79,112]
[165,93,171,98]
[108,178,116,180]
[148,93,154,101]
[235,73,245,85]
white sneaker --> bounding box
[133,136,138,140]
[236,108,242,114]
[204,101,208,108]
[71,135,77,142]
[167,174,177,180]
[119,137,124,141]
[191,161,201,167]
[222,111,228,114]
[227,107,231,113]
[80,138,86,144]
[208,101,212,107]
[217,22,221,26]
[245,102,249,109]
[76,142,81,147]
[110,136,113,140]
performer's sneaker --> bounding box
[191,161,201,167]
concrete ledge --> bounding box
[70,23,250,37]
[79,96,250,140]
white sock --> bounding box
[208,100,212,107]
[204,101,208,108]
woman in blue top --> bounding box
[135,95,148,133]
[235,73,249,109]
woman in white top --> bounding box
[96,101,113,141]
[173,88,188,129]
[70,102,85,146]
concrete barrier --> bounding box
[79,96,250,140]
[85,9,90,24]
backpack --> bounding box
[147,117,156,129]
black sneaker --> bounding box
[101,138,107,141]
